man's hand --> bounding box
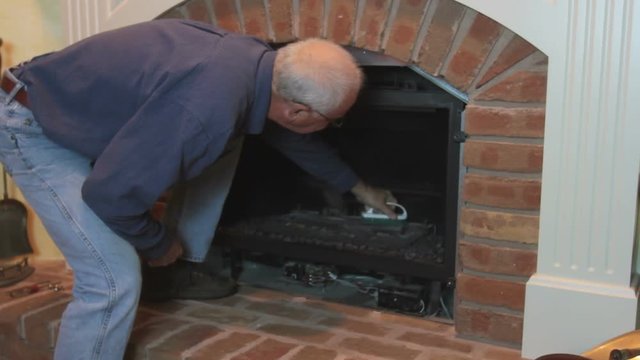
[147,236,184,267]
[351,180,398,219]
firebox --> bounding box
[217,64,465,314]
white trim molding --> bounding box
[63,0,181,43]
[519,0,640,357]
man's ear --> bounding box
[284,101,311,121]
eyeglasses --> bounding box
[293,100,345,128]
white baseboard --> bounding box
[521,273,639,359]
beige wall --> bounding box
[1,0,65,260]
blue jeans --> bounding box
[0,77,240,359]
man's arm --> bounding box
[261,122,397,218]
[82,96,223,262]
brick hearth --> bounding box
[0,260,527,359]
[157,0,547,348]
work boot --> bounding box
[141,259,237,302]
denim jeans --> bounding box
[0,79,240,359]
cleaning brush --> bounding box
[360,202,408,224]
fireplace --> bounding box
[66,0,546,349]
[63,0,640,357]
[216,64,465,312]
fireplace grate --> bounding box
[218,210,444,265]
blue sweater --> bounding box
[15,19,358,259]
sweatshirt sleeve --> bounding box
[81,96,225,260]
[260,122,359,193]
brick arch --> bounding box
[159,0,547,348]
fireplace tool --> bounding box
[0,166,35,287]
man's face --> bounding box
[273,90,358,134]
[278,109,341,134]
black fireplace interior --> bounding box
[217,65,465,317]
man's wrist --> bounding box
[350,180,366,198]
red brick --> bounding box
[299,0,325,38]
[460,207,539,244]
[245,301,314,321]
[477,34,538,87]
[240,0,269,39]
[327,0,357,44]
[21,299,69,349]
[458,241,537,277]
[536,57,548,65]
[355,0,392,50]
[373,311,452,333]
[231,338,297,360]
[482,347,526,360]
[157,6,185,19]
[429,350,473,359]
[0,269,69,306]
[465,105,545,138]
[0,321,55,359]
[184,0,212,23]
[474,69,547,103]
[456,273,526,311]
[256,323,336,344]
[190,332,261,359]
[463,173,541,210]
[268,0,294,42]
[303,298,376,318]
[291,345,338,360]
[464,140,543,173]
[338,336,421,360]
[140,300,191,314]
[455,304,523,345]
[211,0,242,33]
[132,309,162,327]
[417,0,466,74]
[182,304,261,326]
[147,323,221,359]
[239,285,294,300]
[397,331,473,353]
[444,12,502,90]
[318,316,390,336]
[0,291,72,332]
[384,0,429,61]
[0,269,72,358]
[126,317,190,358]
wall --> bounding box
[0,0,65,260]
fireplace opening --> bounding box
[217,65,465,318]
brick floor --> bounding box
[0,260,530,360]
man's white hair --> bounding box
[273,38,364,115]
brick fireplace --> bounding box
[149,0,548,349]
[62,0,640,358]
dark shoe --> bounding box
[141,260,237,302]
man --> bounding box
[0,19,396,359]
